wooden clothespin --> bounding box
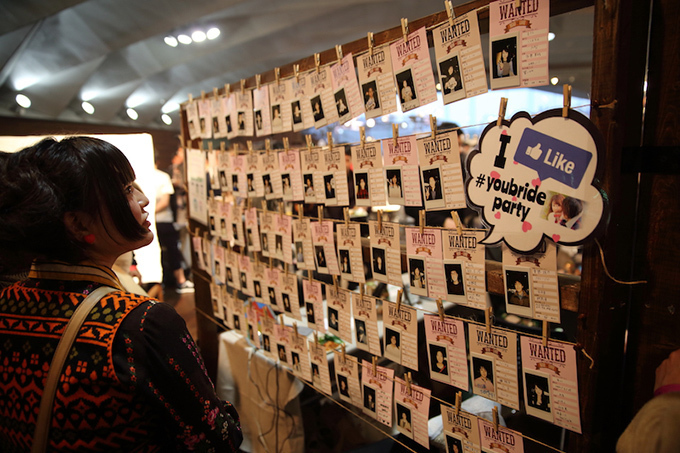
[419,210,426,234]
[562,84,572,118]
[343,207,350,227]
[274,67,281,86]
[430,115,437,139]
[200,90,206,100]
[327,131,333,150]
[497,97,508,127]
[392,123,399,150]
[341,343,346,362]
[492,406,499,431]
[360,284,365,298]
[246,140,253,153]
[294,64,300,83]
[372,356,378,375]
[486,307,492,333]
[367,32,374,56]
[515,0,522,9]
[306,134,314,151]
[451,210,463,237]
[445,0,456,26]
[454,391,462,415]
[335,44,343,61]
[220,141,226,152]
[396,289,403,312]
[360,126,366,148]
[293,322,298,340]
[317,205,324,224]
[296,202,303,219]
[333,274,338,292]
[436,298,445,322]
[208,142,214,153]
[542,321,549,346]
[212,87,219,99]
[256,74,261,91]
[233,142,240,152]
[262,199,268,214]
[401,17,409,43]
[283,136,289,152]
[188,93,193,103]
[314,53,321,73]
[225,83,231,96]
[279,314,284,326]
[185,140,192,150]
[240,79,246,95]
[265,139,271,153]
[405,372,413,396]
[377,210,383,233]
[313,332,318,345]
[193,227,200,238]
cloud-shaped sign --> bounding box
[466,109,606,253]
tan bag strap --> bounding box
[31,286,117,453]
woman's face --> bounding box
[360,178,366,189]
[451,270,459,281]
[436,350,444,362]
[552,199,563,213]
[502,49,508,59]
[480,366,488,378]
[514,280,524,292]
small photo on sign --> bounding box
[304,174,315,198]
[409,257,427,296]
[339,249,351,275]
[422,166,445,209]
[541,191,587,231]
[292,100,302,125]
[445,435,464,453]
[363,385,376,413]
[438,54,465,99]
[277,344,287,363]
[362,80,380,112]
[471,354,496,401]
[282,293,292,314]
[524,370,553,421]
[383,328,401,363]
[372,247,386,276]
[355,172,370,201]
[334,88,349,118]
[338,374,350,398]
[323,174,336,200]
[396,68,418,111]
[311,95,325,122]
[355,318,368,346]
[490,33,520,89]
[386,168,404,204]
[396,403,413,438]
[429,343,450,383]
[315,245,327,272]
[255,110,263,131]
[504,267,532,318]
[328,306,339,331]
[444,262,465,298]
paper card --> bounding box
[279,149,304,202]
[326,284,352,342]
[302,279,325,332]
[383,302,418,370]
[224,94,239,140]
[210,97,224,139]
[434,11,488,104]
[197,98,213,139]
[246,303,260,347]
[502,241,560,322]
[231,291,245,333]
[424,314,468,390]
[191,236,206,272]
[337,224,366,284]
[301,147,323,204]
[309,340,333,395]
[307,66,337,128]
[520,337,581,433]
[265,267,282,312]
[230,203,245,247]
[217,200,229,241]
[441,404,482,453]
[311,220,340,275]
[369,221,402,287]
[234,90,254,137]
[230,154,247,196]
[390,27,438,112]
[334,353,362,407]
[217,150,232,193]
[208,199,218,236]
[219,286,230,326]
[489,0,549,89]
[331,52,365,124]
[225,249,240,291]
[253,86,272,136]
[259,209,275,258]
[245,208,261,252]
[351,141,387,207]
[252,260,266,303]
[443,230,487,310]
[269,80,293,134]
[405,227,446,300]
[213,245,226,285]
[290,328,311,382]
[261,151,283,200]
[207,149,220,196]
[382,135,422,207]
[273,213,293,264]
[352,293,381,355]
[187,148,207,225]
[321,145,350,207]
[417,131,466,211]
[356,44,398,119]
[185,101,200,140]
[293,219,315,270]
[394,377,431,448]
[210,283,223,319]
[478,419,524,453]
[361,359,395,426]
[275,323,292,366]
[245,152,263,199]
[291,73,314,131]
[238,255,254,297]
[260,314,275,359]
[468,324,520,409]
[280,270,301,320]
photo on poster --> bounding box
[295,241,305,263]
[261,234,269,255]
[355,318,368,346]
[395,68,418,111]
[445,435,464,453]
[421,165,445,210]
[444,262,465,300]
[233,314,241,331]
[274,234,284,258]
[383,328,401,363]
[490,32,520,89]
[438,53,466,102]
[323,173,336,200]
[291,100,303,125]
[311,363,320,385]
[255,110,263,131]
[262,174,273,196]
[428,343,450,383]
[271,104,283,132]
[338,374,350,398]
[247,173,256,194]
[291,351,301,372]
[311,95,325,123]
[334,88,350,120]
[396,403,413,438]
[372,247,386,277]
[339,249,352,275]
[361,80,381,114]
[277,344,287,363]
[328,306,339,332]
[281,173,292,197]
[354,171,370,201]
[408,257,428,296]
[504,266,533,318]
[524,370,553,422]
[306,302,315,325]
[282,293,292,314]
[315,245,328,272]
[542,191,587,230]
[363,385,376,413]
[386,167,404,204]
[262,334,271,352]
[303,173,316,199]
[237,111,246,131]
[471,353,497,400]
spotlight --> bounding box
[191,31,206,43]
[164,36,178,47]
[207,28,221,40]
[550,77,559,86]
[15,93,31,108]
[126,108,139,120]
[366,118,376,128]
[81,101,95,114]
[177,34,192,45]
[548,32,556,41]
[161,114,173,125]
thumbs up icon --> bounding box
[526,143,543,160]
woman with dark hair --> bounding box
[0,137,242,452]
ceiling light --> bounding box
[548,32,556,41]
[126,108,139,120]
[162,101,180,113]
[401,122,408,129]
[177,34,192,45]
[16,93,31,108]
[161,114,173,125]
[164,36,178,47]
[366,118,375,128]
[191,31,206,43]
[81,101,95,114]
[436,83,442,91]
[207,28,220,40]
[550,76,559,85]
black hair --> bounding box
[562,197,583,219]
[439,122,464,137]
[0,136,148,266]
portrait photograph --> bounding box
[328,306,339,332]
[363,385,376,413]
[490,33,520,89]
[444,262,465,299]
[386,167,404,204]
[339,249,351,275]
[524,370,553,422]
[323,173,336,200]
[372,247,386,277]
[354,172,370,201]
[304,174,315,199]
[306,302,316,325]
[311,95,325,122]
[361,79,380,113]
[471,354,496,400]
[408,257,428,296]
[429,343,450,383]
[355,319,368,345]
[439,53,466,103]
[395,68,418,111]
[334,88,349,118]
[277,344,287,363]
[315,245,327,271]
[504,267,532,318]
[422,166,444,209]
[446,435,464,453]
[396,403,413,438]
[337,374,350,398]
[383,328,401,363]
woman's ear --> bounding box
[63,211,92,238]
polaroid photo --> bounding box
[361,79,381,116]
[471,353,497,401]
[291,100,303,126]
[428,342,450,384]
[355,318,368,346]
[328,306,339,332]
[395,402,413,439]
[354,171,370,203]
[254,110,263,131]
[323,173,336,203]
[385,167,404,205]
[438,52,466,103]
[395,68,418,111]
[277,344,288,363]
[363,385,377,415]
[421,165,446,210]
[371,246,386,278]
[490,32,520,90]
[408,257,428,297]
[339,249,352,276]
[443,261,466,303]
[303,173,316,202]
[445,435,464,453]
[524,370,554,423]
[270,104,283,133]
[383,327,401,363]
[338,374,350,399]
[504,266,533,318]
[334,88,350,123]
[311,95,325,125]
[282,292,292,315]
[314,245,328,273]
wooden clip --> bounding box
[306,134,313,151]
[201,90,206,100]
[367,32,374,56]
[296,202,303,219]
[212,87,219,98]
[401,17,409,43]
[419,210,426,234]
[193,227,200,238]
[279,314,284,325]
[283,136,289,151]
[327,131,333,150]
[220,141,226,152]
[377,210,383,233]
[486,307,492,333]
[542,321,549,346]
[234,142,240,152]
[436,298,445,322]
[240,79,245,95]
[185,140,192,150]
[343,207,350,226]
[430,114,437,139]
[293,322,298,339]
[269,255,273,268]
[396,289,403,312]
[405,372,413,395]
[265,139,271,153]
[497,97,508,127]
[256,74,261,90]
[492,406,499,431]
[208,142,214,152]
[313,332,318,345]
[360,284,365,298]
[445,0,455,26]
[279,201,284,217]
[515,0,521,9]
[335,44,343,61]
[333,274,338,292]
[294,64,300,83]
[225,83,231,95]
[451,210,463,236]
[562,84,572,118]
[188,93,193,103]
[341,343,346,362]
[359,127,366,147]
[275,67,280,85]
[314,53,321,73]
[372,356,377,375]
[316,205,323,224]
[454,391,462,415]
[262,199,268,214]
[392,123,399,149]
[246,140,253,152]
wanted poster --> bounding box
[213,245,226,285]
[279,148,304,201]
[321,145,350,207]
[293,218,315,271]
[211,97,224,139]
[424,314,469,390]
[390,27,438,112]
[252,260,266,303]
[230,154,246,196]
[234,89,254,137]
[369,221,402,287]
[197,98,213,139]
[208,198,218,237]
[441,403,482,453]
[289,328,312,382]
[334,353,362,407]
[443,230,487,310]
[405,227,446,300]
[231,289,245,333]
[357,44,398,119]
[351,141,387,207]
[253,86,272,136]
[383,302,418,370]
[352,293,381,355]
[280,270,301,320]
[221,93,237,140]
[307,66,337,128]
[273,213,293,264]
[191,236,206,272]
[245,152,263,199]
[209,283,223,319]
[478,419,525,453]
[225,249,240,291]
[217,150,232,193]
[468,324,520,409]
[275,323,292,367]
[502,241,560,322]
[229,202,245,247]
[417,131,466,211]
[219,286,230,327]
[246,303,260,347]
[186,148,207,225]
[433,11,488,104]
[360,359,395,426]
[394,377,431,448]
[520,336,581,433]
[261,151,282,200]
[302,279,325,332]
[291,71,314,131]
[260,313,275,359]
[265,266,282,312]
[301,147,323,204]
[259,208,275,258]
[311,220,340,275]
[238,255,254,297]
[185,100,200,140]
[245,207,261,252]
[207,149,220,197]
[330,52,365,124]
[489,0,549,89]
[309,340,333,395]
[325,283,352,342]
[269,79,293,134]
[337,224,366,283]
[382,135,422,207]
